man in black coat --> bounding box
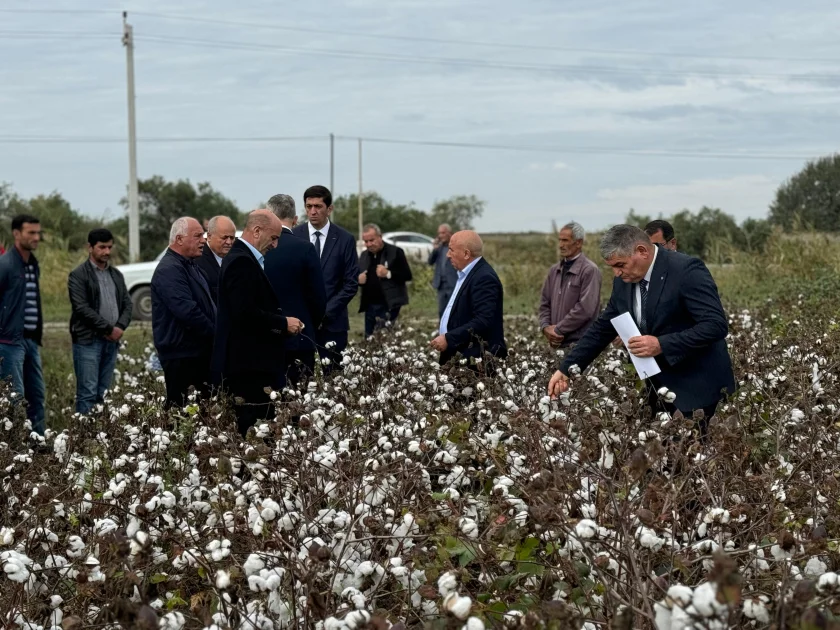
[212,210,303,435]
[195,215,236,304]
[548,224,735,421]
[291,185,359,375]
[68,228,133,414]
[430,231,507,368]
[151,217,216,408]
[264,194,327,389]
[358,223,412,338]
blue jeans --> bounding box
[364,304,402,338]
[73,339,120,414]
[0,338,46,435]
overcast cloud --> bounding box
[1,0,839,233]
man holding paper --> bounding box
[547,224,735,419]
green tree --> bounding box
[332,192,434,236]
[670,207,746,261]
[770,154,840,231]
[625,208,653,228]
[429,194,484,231]
[118,176,243,260]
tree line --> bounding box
[1,152,839,262]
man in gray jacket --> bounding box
[428,223,458,320]
[539,222,602,349]
[68,228,133,414]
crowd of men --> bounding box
[0,199,731,437]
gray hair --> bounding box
[362,223,382,236]
[561,221,585,242]
[206,215,235,235]
[169,217,195,245]
[266,194,296,221]
[599,224,652,260]
[438,223,452,233]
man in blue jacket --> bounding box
[548,224,735,423]
[292,185,359,376]
[0,214,45,434]
[151,217,216,408]
[264,194,326,389]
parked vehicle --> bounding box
[355,231,435,261]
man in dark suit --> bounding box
[292,185,359,376]
[428,223,458,319]
[195,215,236,304]
[212,210,303,435]
[358,223,412,338]
[264,194,327,389]
[645,219,678,251]
[430,231,507,368]
[548,224,735,422]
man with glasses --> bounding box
[644,220,678,251]
[196,216,237,304]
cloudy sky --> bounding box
[1,0,839,233]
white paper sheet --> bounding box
[610,312,662,379]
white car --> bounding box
[118,231,243,321]
[356,231,436,261]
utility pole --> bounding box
[357,138,363,241]
[123,11,140,262]
[329,133,335,195]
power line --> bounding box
[0,133,822,161]
[128,33,840,83]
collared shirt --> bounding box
[308,221,331,257]
[239,237,265,270]
[439,257,483,335]
[90,260,120,327]
[212,249,223,266]
[634,245,658,325]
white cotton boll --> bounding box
[459,518,479,539]
[438,571,458,596]
[160,612,186,630]
[243,554,264,577]
[664,391,677,403]
[818,572,839,592]
[742,596,770,623]
[653,602,672,630]
[215,570,230,589]
[0,527,14,546]
[443,593,472,620]
[805,556,828,577]
[575,519,597,539]
[463,617,485,630]
[657,387,668,397]
[691,582,727,618]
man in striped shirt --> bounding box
[0,214,45,435]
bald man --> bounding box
[430,230,507,369]
[196,215,236,304]
[211,209,303,435]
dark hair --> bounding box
[303,185,332,208]
[87,228,114,247]
[11,214,39,232]
[644,219,675,241]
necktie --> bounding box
[314,231,322,257]
[639,279,649,331]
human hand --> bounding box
[376,264,389,279]
[358,271,367,285]
[548,370,569,398]
[430,334,448,352]
[107,327,124,341]
[627,335,661,358]
[287,317,303,335]
[542,325,564,348]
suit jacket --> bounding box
[559,249,735,412]
[211,239,288,385]
[264,226,327,352]
[440,258,507,365]
[291,222,359,333]
[358,242,412,312]
[429,244,457,292]
[195,245,222,304]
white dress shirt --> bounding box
[212,250,223,266]
[308,221,331,256]
[439,257,483,335]
[634,244,658,325]
[239,237,265,270]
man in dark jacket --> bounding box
[358,223,412,338]
[151,217,216,409]
[0,214,45,434]
[548,225,735,423]
[195,215,236,304]
[430,231,507,368]
[264,194,326,390]
[212,210,303,435]
[292,185,359,375]
[68,228,133,414]
[428,223,458,319]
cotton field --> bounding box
[3,304,840,629]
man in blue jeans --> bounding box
[0,215,45,434]
[68,229,133,414]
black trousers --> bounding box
[316,329,348,377]
[363,304,401,338]
[225,371,278,436]
[282,350,316,391]
[161,356,211,409]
